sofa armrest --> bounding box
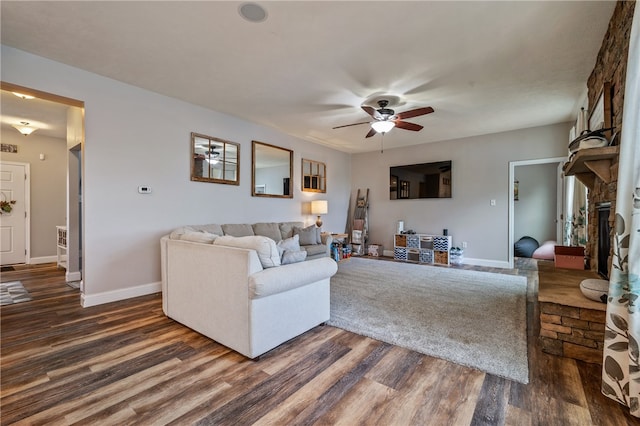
[321,233,333,256]
[249,257,337,298]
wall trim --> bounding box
[66,271,82,282]
[29,255,57,264]
[81,281,161,308]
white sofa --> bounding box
[160,225,338,359]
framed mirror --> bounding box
[252,141,293,198]
[302,158,326,193]
[191,132,240,185]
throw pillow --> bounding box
[179,231,219,244]
[214,235,281,268]
[282,250,307,265]
[169,226,196,239]
[294,225,319,246]
[276,234,301,257]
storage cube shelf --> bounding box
[394,233,452,265]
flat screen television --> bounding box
[390,161,452,199]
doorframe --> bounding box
[1,82,84,280]
[508,156,567,269]
[0,160,31,264]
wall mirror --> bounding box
[191,132,240,185]
[252,140,293,198]
[302,158,326,193]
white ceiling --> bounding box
[0,1,616,152]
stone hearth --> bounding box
[537,261,606,364]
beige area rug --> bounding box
[328,257,529,384]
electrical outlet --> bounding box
[490,199,496,206]
[462,242,468,248]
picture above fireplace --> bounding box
[390,161,452,200]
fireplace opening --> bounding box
[596,202,611,279]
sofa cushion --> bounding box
[294,225,320,246]
[179,231,219,244]
[279,221,304,240]
[222,223,255,237]
[282,250,307,264]
[303,243,327,257]
[214,235,281,268]
[249,257,338,298]
[252,222,283,242]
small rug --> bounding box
[0,281,32,306]
[329,257,529,383]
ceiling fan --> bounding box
[333,100,434,138]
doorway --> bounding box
[1,82,85,285]
[508,157,567,268]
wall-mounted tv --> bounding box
[390,161,452,199]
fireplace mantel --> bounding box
[563,145,620,190]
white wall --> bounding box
[2,46,352,304]
[514,162,558,244]
[0,130,67,260]
[351,123,570,267]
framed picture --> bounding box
[588,82,611,136]
[1,144,18,153]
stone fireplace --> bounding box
[581,1,634,276]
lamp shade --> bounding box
[311,200,328,215]
[371,120,395,133]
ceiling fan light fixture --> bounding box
[12,121,38,136]
[371,120,395,134]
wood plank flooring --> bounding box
[2,261,639,425]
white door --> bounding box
[0,162,28,265]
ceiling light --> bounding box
[12,92,35,100]
[12,121,38,136]
[239,2,267,22]
[371,121,395,134]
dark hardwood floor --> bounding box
[1,261,639,425]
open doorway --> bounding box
[508,157,567,268]
[1,82,84,287]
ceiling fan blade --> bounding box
[395,106,434,120]
[394,120,423,131]
[332,121,371,129]
[362,106,382,120]
[365,128,377,138]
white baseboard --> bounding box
[380,250,510,269]
[29,255,58,264]
[66,271,82,282]
[81,281,161,308]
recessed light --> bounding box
[12,92,35,100]
[239,2,267,23]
